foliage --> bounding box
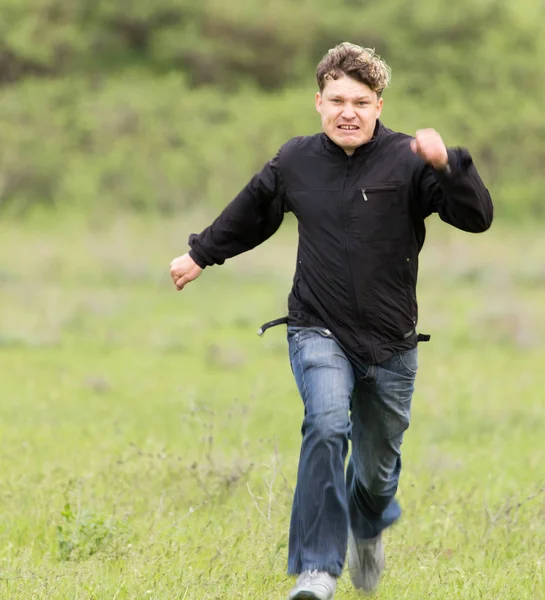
[0,0,544,218]
[57,502,126,562]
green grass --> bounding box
[0,213,544,599]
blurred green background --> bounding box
[1,3,545,599]
[1,0,544,220]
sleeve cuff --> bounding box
[435,148,471,178]
[188,248,207,269]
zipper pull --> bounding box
[361,189,368,202]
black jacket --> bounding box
[188,121,493,363]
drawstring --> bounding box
[257,316,288,336]
[257,315,431,342]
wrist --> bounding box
[433,152,449,170]
[188,248,207,269]
[432,148,451,173]
[435,161,451,174]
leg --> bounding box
[347,348,417,539]
[287,327,355,577]
[345,348,417,593]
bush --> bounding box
[0,0,543,219]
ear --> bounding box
[315,91,322,113]
[376,97,384,119]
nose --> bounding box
[341,104,356,119]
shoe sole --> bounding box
[291,594,320,600]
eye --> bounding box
[331,98,341,104]
[357,101,369,107]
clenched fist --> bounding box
[169,253,203,291]
[410,129,449,170]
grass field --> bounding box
[0,212,544,599]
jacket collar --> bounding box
[320,120,384,158]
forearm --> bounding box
[188,160,285,268]
[421,148,494,233]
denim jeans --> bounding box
[287,326,417,577]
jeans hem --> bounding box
[288,564,343,577]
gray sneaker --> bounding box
[346,530,385,593]
[287,570,337,600]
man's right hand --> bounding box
[169,253,203,291]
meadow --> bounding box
[0,212,544,599]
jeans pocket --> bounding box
[397,349,418,375]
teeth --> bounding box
[339,126,357,130]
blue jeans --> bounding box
[287,326,417,577]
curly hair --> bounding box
[316,43,391,96]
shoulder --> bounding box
[276,134,325,172]
[272,135,325,187]
[377,123,421,170]
[379,124,414,148]
[279,134,322,156]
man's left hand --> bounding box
[410,129,448,170]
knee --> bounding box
[303,410,350,443]
[360,455,401,496]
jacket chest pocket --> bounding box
[355,183,409,241]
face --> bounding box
[316,75,383,155]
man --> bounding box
[170,43,493,599]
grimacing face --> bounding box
[315,74,383,155]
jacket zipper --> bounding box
[341,156,363,330]
[361,184,399,202]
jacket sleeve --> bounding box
[187,153,287,268]
[415,148,493,232]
